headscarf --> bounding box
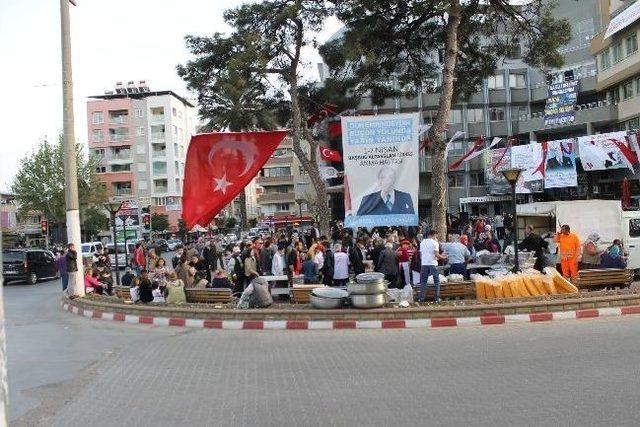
[587,233,600,243]
[609,244,621,257]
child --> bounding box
[152,282,165,303]
[130,277,141,303]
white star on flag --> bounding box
[213,174,232,194]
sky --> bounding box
[0,0,341,192]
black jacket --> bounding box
[66,250,78,273]
[350,246,365,276]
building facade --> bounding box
[255,137,315,218]
[87,82,196,230]
[324,0,640,220]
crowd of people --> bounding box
[52,214,630,305]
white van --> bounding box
[106,242,136,269]
[81,241,104,260]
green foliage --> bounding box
[11,136,107,226]
[82,205,109,239]
[321,0,572,104]
[225,217,238,230]
[151,213,169,232]
[248,218,258,228]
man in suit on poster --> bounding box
[356,166,415,216]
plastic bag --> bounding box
[236,283,254,309]
[385,288,402,303]
[400,284,414,303]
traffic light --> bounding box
[142,213,150,229]
[40,219,48,235]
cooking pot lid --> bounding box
[312,288,348,299]
[356,272,385,283]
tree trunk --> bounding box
[238,189,248,229]
[428,0,461,241]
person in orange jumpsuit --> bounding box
[555,224,581,281]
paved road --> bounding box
[5,278,640,426]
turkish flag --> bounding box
[328,121,342,139]
[182,131,288,228]
[320,146,342,162]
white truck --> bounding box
[516,200,640,271]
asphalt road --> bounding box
[5,277,640,426]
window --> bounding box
[466,108,484,123]
[172,107,177,117]
[263,167,291,177]
[448,173,464,188]
[135,109,143,118]
[265,185,291,194]
[111,164,131,172]
[511,105,528,120]
[277,203,290,211]
[93,149,105,157]
[489,107,506,121]
[600,48,611,69]
[174,160,179,171]
[626,34,638,56]
[153,161,167,174]
[509,73,526,88]
[109,128,129,142]
[507,42,522,59]
[95,166,106,173]
[92,111,104,124]
[623,81,634,100]
[92,129,104,142]
[172,125,177,136]
[470,172,485,186]
[448,109,462,123]
[630,219,640,237]
[612,42,623,63]
[299,166,307,175]
[487,74,504,89]
[136,126,145,136]
[178,111,183,119]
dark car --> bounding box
[154,239,169,253]
[2,249,58,285]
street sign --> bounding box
[319,166,339,179]
[138,197,151,206]
[115,215,139,228]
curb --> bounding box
[60,300,640,330]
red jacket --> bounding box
[134,247,146,267]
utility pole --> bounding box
[60,0,84,297]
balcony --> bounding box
[150,133,165,142]
[515,100,618,135]
[152,150,167,159]
[109,115,128,124]
[109,133,130,143]
[255,175,294,186]
[114,187,132,196]
[154,186,168,194]
[150,114,165,123]
[265,156,293,166]
[257,192,296,204]
[108,153,133,164]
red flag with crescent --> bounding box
[320,146,342,162]
[449,137,486,170]
[182,131,288,228]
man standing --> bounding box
[519,225,548,271]
[377,243,399,288]
[555,224,581,281]
[55,249,69,292]
[65,243,78,296]
[418,230,446,302]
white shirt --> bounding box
[420,238,439,266]
[314,251,325,270]
[271,252,286,276]
[380,190,395,206]
[333,252,349,280]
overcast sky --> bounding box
[0,0,340,192]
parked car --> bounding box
[81,241,104,261]
[105,243,135,269]
[2,249,58,285]
[154,239,169,253]
[166,238,182,251]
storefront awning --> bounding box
[459,195,512,208]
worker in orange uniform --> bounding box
[555,224,581,281]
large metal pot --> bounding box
[350,293,387,309]
[310,294,345,309]
[356,272,385,283]
[347,280,388,295]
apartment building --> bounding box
[255,137,314,217]
[87,81,196,230]
[323,0,640,219]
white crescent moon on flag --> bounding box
[207,139,258,177]
[321,147,332,158]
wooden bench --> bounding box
[291,284,325,304]
[114,286,131,301]
[185,288,233,304]
[574,268,634,291]
[415,280,476,300]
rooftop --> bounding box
[88,90,194,108]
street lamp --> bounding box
[501,168,522,273]
[104,201,123,287]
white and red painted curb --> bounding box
[60,301,640,330]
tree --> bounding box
[81,205,108,241]
[150,213,169,232]
[321,0,571,238]
[11,136,107,238]
[225,217,238,230]
[177,0,334,235]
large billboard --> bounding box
[510,143,544,194]
[544,80,579,126]
[342,113,419,228]
[544,139,578,189]
[577,131,634,171]
[485,148,512,195]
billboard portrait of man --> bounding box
[356,166,415,216]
